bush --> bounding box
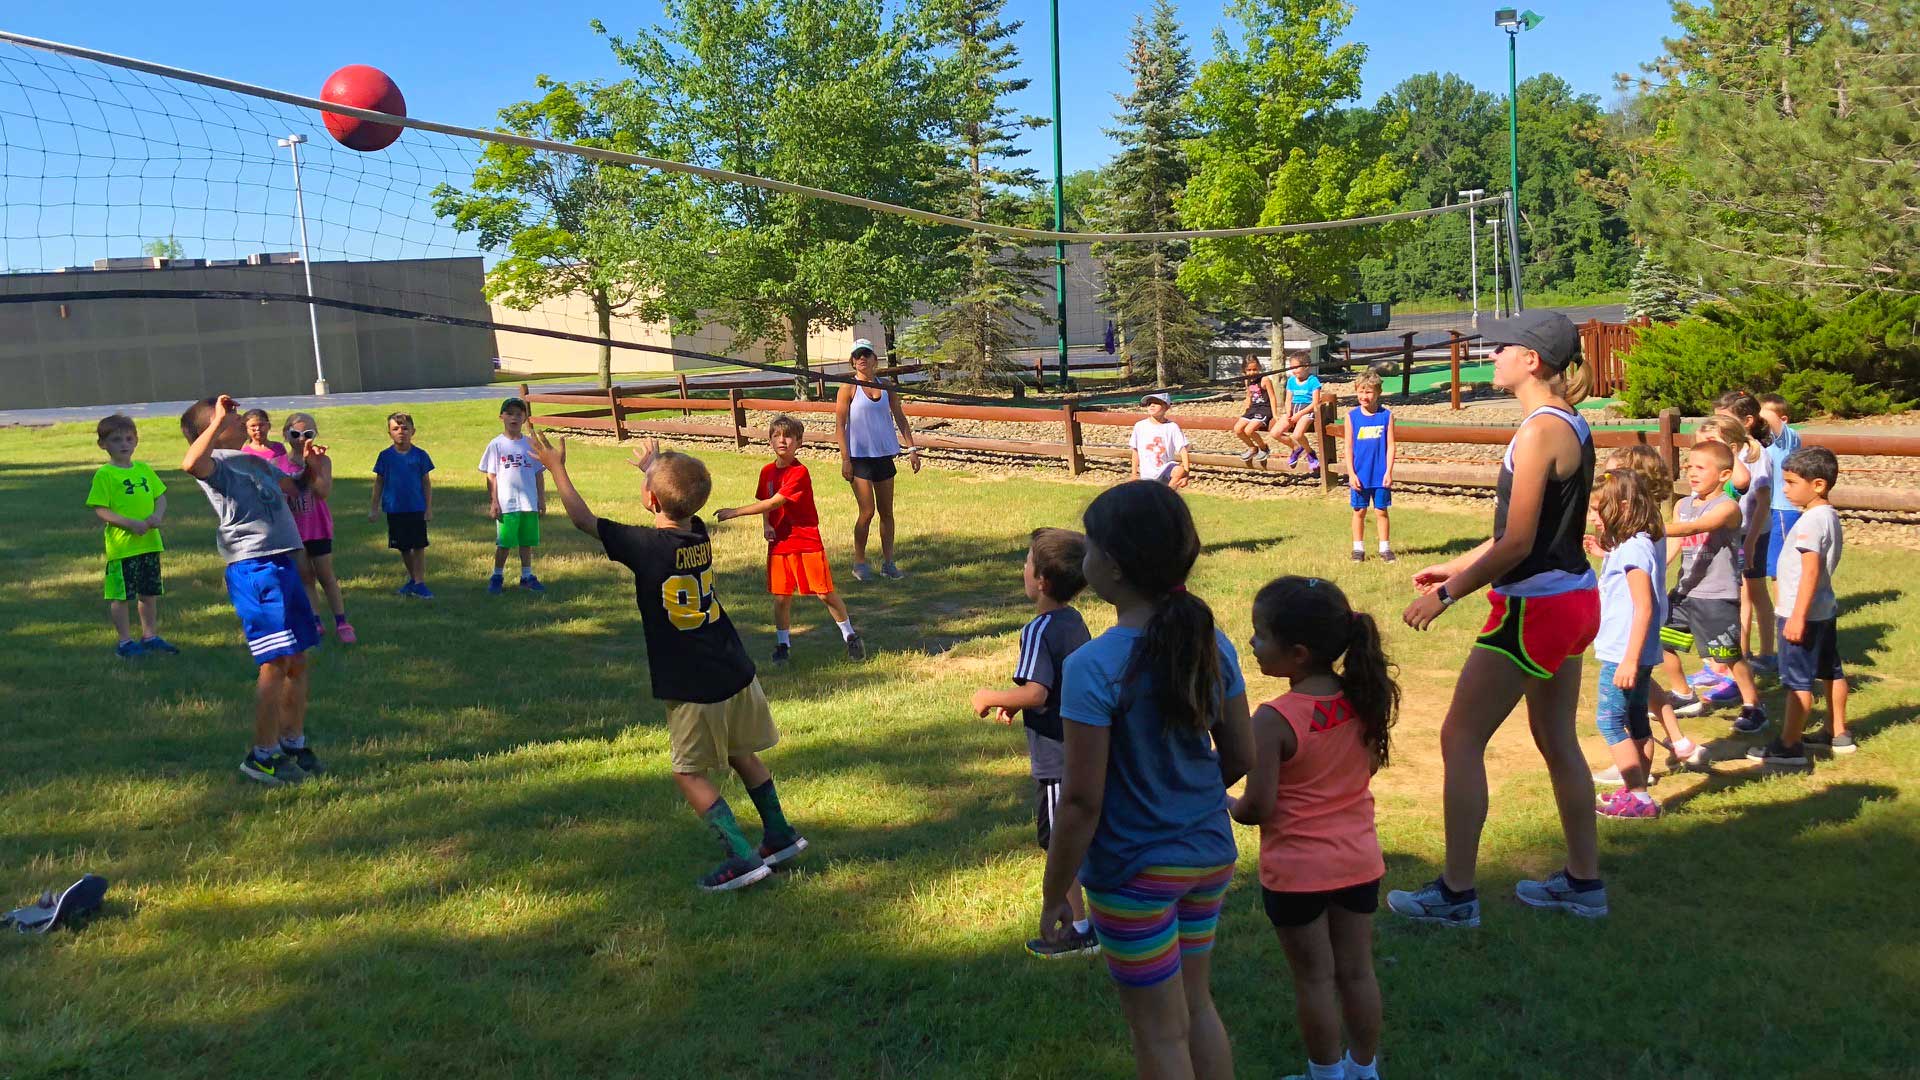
[1620,292,1920,417]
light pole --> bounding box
[1048,0,1068,387]
[276,134,328,395]
[1494,8,1541,313]
[1458,188,1484,326]
[1488,217,1503,319]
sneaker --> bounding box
[1596,789,1661,819]
[880,561,905,580]
[1670,692,1707,718]
[1026,926,1101,959]
[1379,550,1397,563]
[335,622,358,645]
[1688,667,1725,689]
[1746,739,1808,766]
[1591,764,1660,787]
[757,833,809,867]
[1702,678,1743,705]
[851,562,873,583]
[282,745,325,776]
[139,636,179,655]
[412,583,435,600]
[698,855,772,893]
[771,642,791,665]
[1732,704,1769,735]
[520,574,545,593]
[1386,879,1480,928]
[1287,448,1304,468]
[397,580,417,597]
[1306,452,1321,473]
[488,573,504,595]
[1351,550,1365,563]
[1254,449,1271,464]
[1514,870,1608,917]
[238,752,302,786]
[1240,448,1259,463]
[1803,730,1857,754]
[115,640,144,659]
[845,632,866,661]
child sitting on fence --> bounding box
[1273,351,1322,475]
[1232,355,1281,465]
[1131,393,1191,488]
[715,414,864,664]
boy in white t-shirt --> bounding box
[480,397,547,594]
[1129,393,1191,489]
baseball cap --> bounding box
[1478,309,1580,371]
[500,396,529,413]
[1141,392,1172,407]
[851,338,876,357]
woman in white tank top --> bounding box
[834,341,919,581]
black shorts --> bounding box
[1241,406,1273,424]
[1662,592,1741,661]
[1035,778,1060,851]
[386,511,429,551]
[1262,879,1381,928]
[303,538,333,559]
[849,455,898,483]
[104,550,163,601]
[1743,533,1770,580]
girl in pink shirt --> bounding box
[279,412,354,643]
[1231,576,1398,1080]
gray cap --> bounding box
[851,338,876,357]
[1141,392,1171,407]
[1479,309,1580,371]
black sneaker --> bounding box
[698,855,772,893]
[1732,704,1769,735]
[1026,926,1101,959]
[845,632,866,661]
[1350,550,1365,563]
[758,833,809,867]
[1746,739,1809,766]
[1379,550,1397,563]
[238,752,302,786]
[771,643,791,665]
[283,745,325,776]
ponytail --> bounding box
[1140,590,1224,736]
[1341,611,1399,772]
[1252,577,1399,771]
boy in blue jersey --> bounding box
[1345,371,1397,562]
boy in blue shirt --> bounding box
[370,412,435,598]
[1345,371,1396,562]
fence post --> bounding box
[518,383,530,401]
[1062,404,1084,475]
[1318,398,1335,494]
[729,389,748,449]
[676,373,690,418]
[1657,408,1681,507]
[1449,332,1464,411]
[607,385,627,442]
[1399,331,1415,401]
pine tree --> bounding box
[901,0,1051,385]
[1095,0,1213,386]
[1625,248,1705,322]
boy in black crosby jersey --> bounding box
[528,429,807,894]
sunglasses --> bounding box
[287,429,317,441]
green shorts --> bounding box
[496,511,541,549]
[105,551,163,601]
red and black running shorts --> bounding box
[1475,588,1601,679]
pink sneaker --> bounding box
[335,622,357,645]
[1597,788,1661,819]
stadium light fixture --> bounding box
[275,133,328,395]
[1495,8,1541,313]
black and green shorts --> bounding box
[104,551,163,601]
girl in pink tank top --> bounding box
[1230,576,1398,1080]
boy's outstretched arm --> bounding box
[715,493,789,522]
[527,427,598,535]
[180,394,234,479]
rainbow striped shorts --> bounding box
[1085,864,1236,988]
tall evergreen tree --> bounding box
[901,0,1051,385]
[1095,0,1212,386]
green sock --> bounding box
[746,778,793,838]
[701,798,755,860]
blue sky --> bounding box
[13,0,1677,173]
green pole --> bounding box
[1505,29,1525,312]
[1049,0,1068,386]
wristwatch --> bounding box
[1436,584,1456,608]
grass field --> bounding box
[3,400,1917,1079]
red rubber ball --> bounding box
[320,65,406,152]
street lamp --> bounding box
[1493,8,1541,313]
[1048,0,1069,387]
[276,134,328,395]
[1458,188,1485,326]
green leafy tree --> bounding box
[1178,0,1406,362]
[1626,1,1919,299]
[600,0,940,396]
[1355,74,1499,306]
[1015,169,1105,231]
[142,235,186,260]
[901,0,1051,384]
[432,77,689,388]
[1095,0,1212,386]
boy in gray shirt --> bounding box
[180,395,326,785]
[1753,447,1851,764]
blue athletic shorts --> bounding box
[1767,508,1802,578]
[1777,617,1844,691]
[226,553,320,664]
[1350,486,1392,511]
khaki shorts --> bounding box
[665,678,777,774]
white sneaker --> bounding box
[1240,448,1259,463]
[1591,764,1659,787]
[1255,449,1271,463]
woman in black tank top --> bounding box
[1385,311,1611,927]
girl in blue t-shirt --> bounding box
[1273,351,1323,475]
[1038,480,1253,1079]
[1587,468,1669,819]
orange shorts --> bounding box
[768,549,835,596]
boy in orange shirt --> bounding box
[717,414,864,663]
